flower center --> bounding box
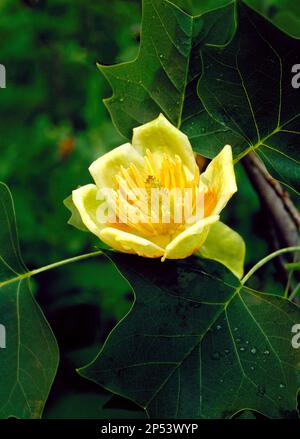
[109,150,202,239]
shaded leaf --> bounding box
[100,0,300,194]
[99,0,237,145]
[44,390,146,419]
[81,252,300,419]
[0,183,59,419]
[199,2,300,193]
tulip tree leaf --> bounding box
[199,2,300,194]
[80,252,300,419]
[0,183,59,419]
[99,0,238,156]
[100,0,300,194]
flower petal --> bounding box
[163,215,219,261]
[100,227,164,258]
[201,145,237,215]
[64,195,88,232]
[72,184,105,238]
[132,113,196,177]
[89,143,144,189]
[198,221,246,279]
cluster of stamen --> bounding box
[109,149,201,238]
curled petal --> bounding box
[132,113,196,178]
[89,143,144,189]
[198,221,246,279]
[201,145,237,215]
[162,215,219,261]
[72,184,105,238]
[100,227,165,258]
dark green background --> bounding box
[0,0,298,418]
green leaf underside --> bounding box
[100,0,300,194]
[0,183,59,419]
[80,252,300,419]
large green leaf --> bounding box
[199,2,300,193]
[100,0,300,194]
[99,0,237,148]
[0,183,59,418]
[81,252,300,419]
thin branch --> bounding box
[242,152,300,249]
[243,152,300,301]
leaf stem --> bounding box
[289,283,300,302]
[0,250,103,288]
[241,246,300,286]
[30,250,103,276]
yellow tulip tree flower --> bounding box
[71,114,245,278]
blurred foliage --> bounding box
[246,0,300,38]
[0,0,298,418]
[0,0,141,266]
